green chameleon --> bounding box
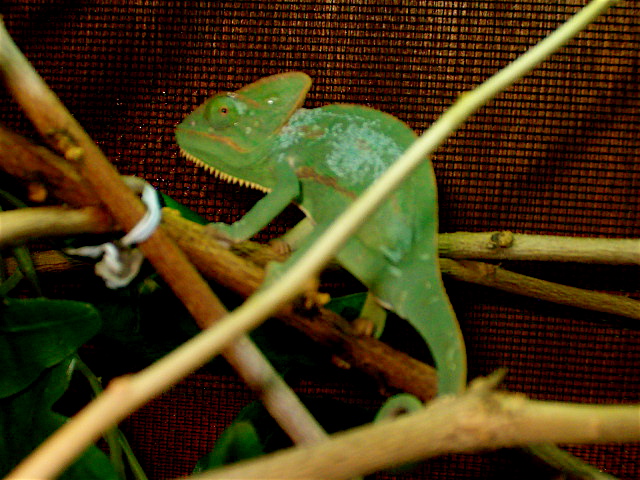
[176,72,466,395]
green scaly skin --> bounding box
[176,72,466,395]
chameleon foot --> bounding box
[358,293,387,338]
[204,222,238,248]
[351,317,376,337]
[268,237,293,256]
[301,278,330,310]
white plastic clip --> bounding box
[66,177,161,289]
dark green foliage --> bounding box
[0,298,119,479]
[193,398,374,473]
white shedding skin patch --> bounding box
[388,266,402,277]
[325,121,403,187]
[278,107,405,191]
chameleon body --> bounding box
[176,72,466,394]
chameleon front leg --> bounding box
[209,163,301,244]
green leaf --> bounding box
[161,193,208,225]
[193,421,264,472]
[325,292,367,321]
[92,275,324,377]
[0,270,23,298]
[0,360,119,480]
[249,319,328,377]
[0,298,118,479]
[194,398,374,473]
[91,277,204,372]
[0,298,102,398]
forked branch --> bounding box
[191,373,640,480]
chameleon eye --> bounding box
[204,95,240,130]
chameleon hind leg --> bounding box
[353,293,387,338]
[269,219,387,336]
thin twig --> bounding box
[439,231,640,265]
[0,206,109,248]
[190,374,640,480]
[0,19,326,480]
[440,259,640,321]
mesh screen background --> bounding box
[1,1,638,479]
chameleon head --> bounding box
[176,72,312,191]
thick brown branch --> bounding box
[0,202,440,399]
[0,124,106,209]
[162,209,440,400]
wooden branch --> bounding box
[0,200,438,399]
[0,20,326,480]
[440,259,640,321]
[2,201,636,399]
[0,206,110,248]
[162,209,440,399]
[0,123,106,208]
[190,374,640,480]
[2,249,84,274]
[3,203,637,400]
[439,231,640,265]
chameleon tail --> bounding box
[402,290,467,395]
[377,255,467,395]
[334,235,467,394]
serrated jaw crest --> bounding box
[180,149,271,193]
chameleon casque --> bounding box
[176,72,467,395]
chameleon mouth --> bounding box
[180,149,271,193]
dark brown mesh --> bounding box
[2,1,638,478]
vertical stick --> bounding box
[0,19,326,480]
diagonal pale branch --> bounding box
[125,0,621,389]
